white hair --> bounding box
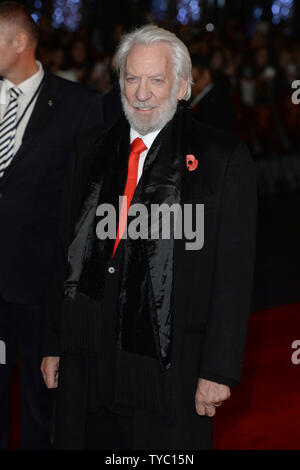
[115,24,192,101]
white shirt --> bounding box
[130,128,161,184]
[0,60,45,155]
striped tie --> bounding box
[0,86,22,178]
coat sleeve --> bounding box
[197,141,257,386]
[40,89,104,357]
[41,140,80,357]
[41,123,107,357]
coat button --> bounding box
[108,266,115,274]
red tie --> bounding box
[112,137,147,257]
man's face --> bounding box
[121,43,187,135]
[0,21,18,77]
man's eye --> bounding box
[152,78,163,83]
[126,77,136,83]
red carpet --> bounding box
[9,302,300,450]
[214,302,300,450]
[8,366,20,449]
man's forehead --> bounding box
[126,43,172,63]
[125,43,173,74]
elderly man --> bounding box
[0,2,103,449]
[41,25,257,450]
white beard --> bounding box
[121,85,179,135]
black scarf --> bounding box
[64,103,189,373]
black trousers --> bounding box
[0,296,52,449]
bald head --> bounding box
[0,2,39,84]
[0,2,39,49]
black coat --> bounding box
[0,71,103,303]
[42,108,257,449]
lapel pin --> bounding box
[186,154,198,172]
[48,100,53,107]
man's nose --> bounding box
[135,79,151,101]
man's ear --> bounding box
[176,78,189,100]
[14,31,27,54]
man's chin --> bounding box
[128,112,158,135]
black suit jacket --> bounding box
[0,71,103,303]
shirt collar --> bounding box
[130,127,161,152]
[3,60,44,96]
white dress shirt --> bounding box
[0,60,45,155]
[130,128,161,184]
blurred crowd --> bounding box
[36,16,300,194]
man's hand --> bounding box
[41,356,60,389]
[195,378,231,417]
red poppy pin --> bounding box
[186,154,198,172]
